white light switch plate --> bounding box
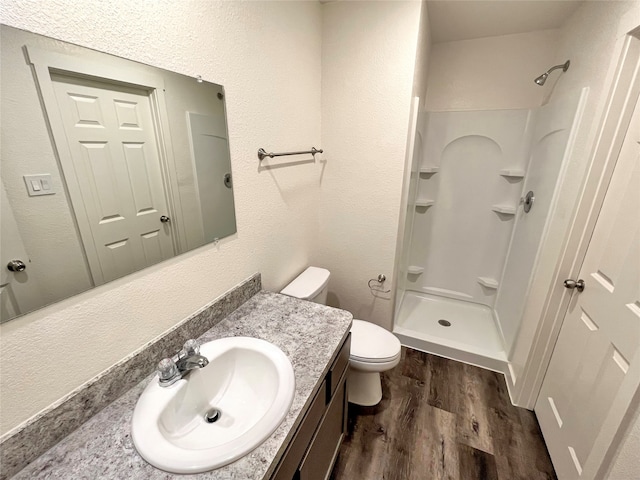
[23,174,55,196]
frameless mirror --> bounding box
[1,25,237,322]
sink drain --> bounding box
[205,408,222,423]
[438,319,451,327]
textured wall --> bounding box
[317,1,420,330]
[426,29,559,111]
[607,406,640,479]
[0,0,322,435]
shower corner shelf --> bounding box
[477,277,499,289]
[419,166,439,174]
[407,266,424,275]
[499,168,525,178]
[415,199,435,208]
[491,204,516,215]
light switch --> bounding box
[23,174,55,197]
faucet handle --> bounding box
[157,358,179,384]
[182,339,200,356]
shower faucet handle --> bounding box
[521,191,535,213]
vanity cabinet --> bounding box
[271,334,350,480]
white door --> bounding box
[535,96,640,478]
[1,183,43,320]
[50,74,174,284]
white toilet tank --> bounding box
[280,267,330,304]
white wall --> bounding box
[0,0,322,435]
[317,1,421,330]
[425,29,559,111]
[509,0,640,393]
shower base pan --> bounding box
[393,291,508,373]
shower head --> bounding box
[534,60,570,86]
[534,72,549,86]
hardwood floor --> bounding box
[330,347,556,480]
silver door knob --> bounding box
[7,260,26,272]
[564,279,585,292]
[160,215,171,223]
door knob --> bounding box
[564,279,585,292]
[160,215,171,223]
[7,260,26,272]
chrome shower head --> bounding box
[534,72,549,86]
[534,60,570,86]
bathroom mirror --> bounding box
[0,25,237,323]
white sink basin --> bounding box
[132,337,295,474]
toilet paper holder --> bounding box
[368,274,390,293]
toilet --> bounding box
[281,266,401,406]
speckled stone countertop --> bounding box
[12,292,352,479]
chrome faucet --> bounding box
[157,339,209,387]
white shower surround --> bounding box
[407,108,533,306]
[396,90,586,371]
[496,90,587,353]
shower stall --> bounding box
[393,84,587,373]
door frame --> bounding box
[510,8,640,475]
[26,46,182,285]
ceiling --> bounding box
[427,0,583,43]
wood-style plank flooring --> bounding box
[330,347,556,480]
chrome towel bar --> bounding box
[257,147,323,161]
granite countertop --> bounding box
[12,291,352,480]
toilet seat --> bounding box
[351,351,401,364]
[349,354,400,372]
[350,319,401,364]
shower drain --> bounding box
[438,319,451,327]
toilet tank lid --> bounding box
[281,267,330,300]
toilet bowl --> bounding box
[281,266,402,406]
[348,319,401,406]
